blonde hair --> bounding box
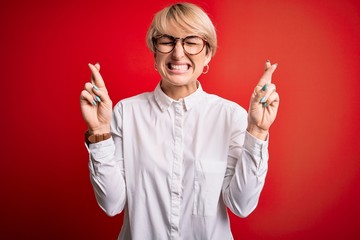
[146,2,217,56]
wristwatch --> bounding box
[85,131,111,144]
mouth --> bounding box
[167,62,191,71]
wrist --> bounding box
[85,130,111,144]
[246,125,268,141]
[89,125,110,135]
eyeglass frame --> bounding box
[152,34,209,55]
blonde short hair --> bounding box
[146,2,217,56]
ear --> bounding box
[204,50,212,66]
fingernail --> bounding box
[262,102,268,108]
[92,100,97,106]
[274,63,279,67]
[95,96,101,102]
[93,85,99,91]
[260,97,266,103]
[262,84,268,91]
[266,59,270,62]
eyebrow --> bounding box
[157,34,203,39]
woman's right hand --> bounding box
[80,63,113,134]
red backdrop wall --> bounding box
[1,0,360,239]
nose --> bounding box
[171,39,185,59]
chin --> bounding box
[164,76,195,86]
[164,80,190,87]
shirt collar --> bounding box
[154,81,205,112]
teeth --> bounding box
[169,64,188,70]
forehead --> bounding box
[159,19,197,38]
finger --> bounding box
[252,81,274,102]
[252,85,264,101]
[95,62,100,71]
[89,63,106,88]
[259,83,276,104]
[264,91,280,109]
[80,89,97,106]
[258,63,278,87]
[84,82,101,105]
[84,81,111,105]
[92,83,111,104]
[264,60,271,72]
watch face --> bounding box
[88,134,97,143]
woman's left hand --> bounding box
[247,60,280,140]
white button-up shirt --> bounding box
[88,82,269,240]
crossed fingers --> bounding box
[253,60,278,107]
[80,63,109,106]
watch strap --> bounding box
[85,131,111,144]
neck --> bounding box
[160,81,198,100]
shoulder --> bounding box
[204,92,247,116]
[113,91,153,111]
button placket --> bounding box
[170,101,184,239]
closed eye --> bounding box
[185,41,199,45]
[159,42,175,45]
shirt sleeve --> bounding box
[87,103,126,217]
[222,107,269,217]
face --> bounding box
[154,26,212,90]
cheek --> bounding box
[154,58,169,77]
[154,56,166,70]
[154,53,165,63]
[193,57,208,73]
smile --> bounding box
[167,63,191,70]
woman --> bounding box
[80,2,279,240]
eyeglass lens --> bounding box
[155,35,205,55]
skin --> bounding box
[247,61,279,140]
[80,63,112,135]
[80,31,279,141]
[153,29,211,100]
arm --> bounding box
[222,60,279,217]
[80,63,126,216]
[223,131,268,217]
[87,105,126,216]
[222,110,268,217]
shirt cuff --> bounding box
[244,131,268,161]
[87,138,115,161]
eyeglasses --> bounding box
[153,34,208,55]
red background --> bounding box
[2,0,360,239]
